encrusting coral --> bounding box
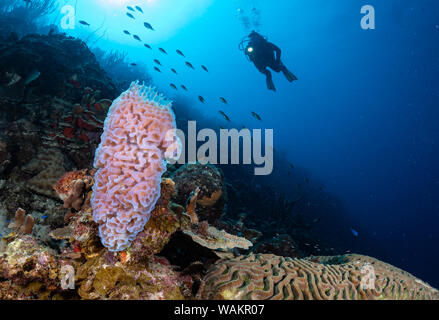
[91,81,182,251]
[75,254,190,300]
[197,253,439,300]
[0,236,61,299]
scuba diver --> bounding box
[240,31,297,91]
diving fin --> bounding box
[283,68,298,82]
[266,77,276,91]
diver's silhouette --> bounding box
[241,31,297,91]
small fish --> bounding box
[154,67,161,73]
[158,47,167,54]
[24,70,40,86]
[251,111,262,121]
[289,163,295,169]
[171,68,178,74]
[198,96,205,103]
[350,228,359,237]
[144,43,152,49]
[6,72,21,87]
[219,111,231,121]
[153,59,161,66]
[305,177,309,184]
[78,20,90,26]
[133,35,141,41]
[127,6,135,12]
[123,30,131,35]
[135,6,143,13]
[41,215,48,220]
[313,218,320,224]
[180,85,188,91]
[219,97,228,104]
[144,22,154,30]
[126,12,135,19]
[130,63,137,66]
[170,83,177,90]
[185,61,194,69]
[176,49,185,57]
[201,65,209,72]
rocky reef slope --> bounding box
[0,32,437,300]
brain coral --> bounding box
[197,253,439,300]
[91,82,181,251]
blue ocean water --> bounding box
[47,0,438,287]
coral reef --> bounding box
[53,169,94,211]
[128,179,181,262]
[172,163,226,223]
[8,208,34,235]
[22,148,65,198]
[75,255,190,300]
[0,136,10,175]
[215,213,263,244]
[91,82,181,251]
[183,224,252,251]
[0,30,437,301]
[0,33,117,100]
[1,167,438,300]
[253,234,303,258]
[0,236,62,299]
[0,0,57,37]
[197,253,439,300]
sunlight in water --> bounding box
[97,0,156,7]
[83,0,213,42]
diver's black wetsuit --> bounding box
[245,31,297,91]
